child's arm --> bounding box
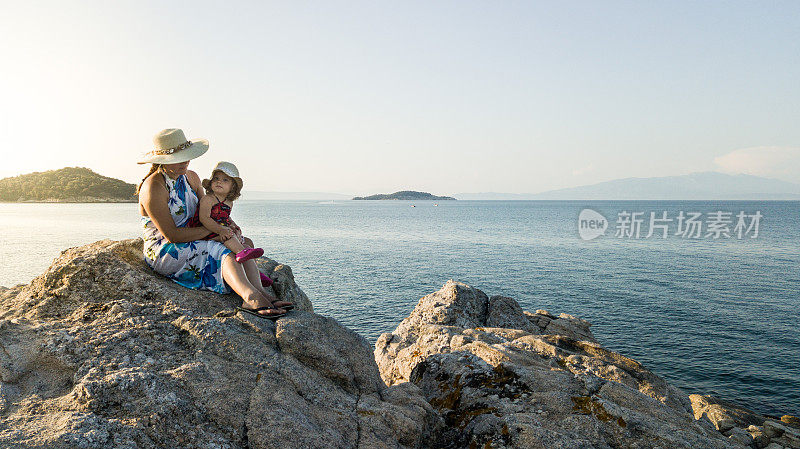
[228,217,241,233]
[198,196,234,240]
[230,220,242,239]
[226,202,242,236]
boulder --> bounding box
[0,239,433,449]
[725,426,754,446]
[690,394,767,430]
[689,396,800,448]
[783,415,800,429]
[375,280,742,449]
[374,281,598,388]
[748,425,770,449]
[765,419,800,448]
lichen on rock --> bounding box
[375,280,746,449]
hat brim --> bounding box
[137,139,209,164]
[204,171,243,192]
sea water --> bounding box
[1,200,797,416]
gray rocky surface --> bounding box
[0,239,434,448]
[375,280,750,449]
[690,394,800,449]
[1,240,796,448]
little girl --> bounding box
[188,162,272,286]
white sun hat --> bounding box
[137,128,209,164]
[202,161,243,191]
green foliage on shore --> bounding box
[0,167,136,202]
[353,190,456,200]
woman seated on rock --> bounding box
[136,128,292,319]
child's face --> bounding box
[211,172,234,196]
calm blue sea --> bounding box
[1,200,798,417]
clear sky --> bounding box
[1,1,798,195]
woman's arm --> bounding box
[139,174,213,244]
[185,170,204,201]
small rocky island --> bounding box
[0,167,136,202]
[0,239,797,448]
[353,190,456,201]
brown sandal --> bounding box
[272,300,294,311]
[237,306,286,320]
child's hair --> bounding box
[135,164,164,195]
[204,170,241,201]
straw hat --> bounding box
[202,161,243,191]
[137,128,209,164]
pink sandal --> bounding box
[235,247,264,263]
[260,272,273,287]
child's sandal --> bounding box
[235,248,264,263]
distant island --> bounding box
[0,167,136,203]
[353,190,456,201]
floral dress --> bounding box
[141,173,232,293]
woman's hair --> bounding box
[204,170,241,201]
[135,164,164,195]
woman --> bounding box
[137,128,292,319]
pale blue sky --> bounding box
[1,1,798,194]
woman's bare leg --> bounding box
[238,236,292,309]
[221,256,285,315]
[241,259,293,309]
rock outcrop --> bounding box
[0,239,434,448]
[1,240,796,449]
[690,394,800,449]
[374,280,752,449]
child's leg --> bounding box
[224,237,247,254]
[238,236,272,287]
[225,235,263,263]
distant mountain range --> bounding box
[0,167,136,202]
[215,172,800,201]
[456,172,800,200]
